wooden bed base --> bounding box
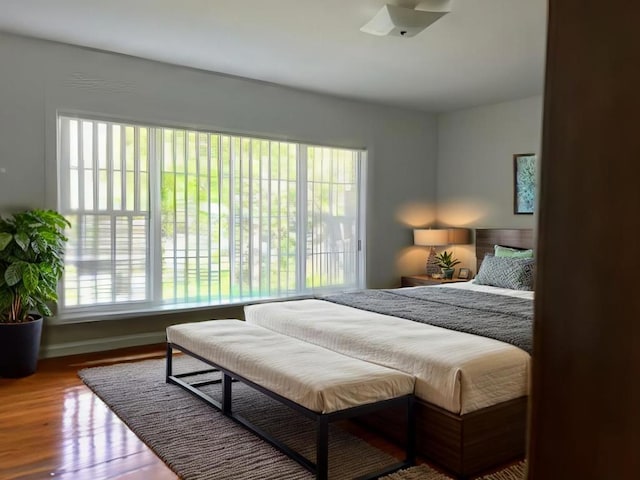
[358,396,527,479]
[359,228,533,478]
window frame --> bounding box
[54,112,367,323]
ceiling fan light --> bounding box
[360,4,450,38]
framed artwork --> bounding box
[458,267,471,280]
[514,153,537,214]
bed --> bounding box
[244,228,534,478]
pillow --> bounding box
[474,254,535,290]
[494,244,534,259]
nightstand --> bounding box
[401,275,469,287]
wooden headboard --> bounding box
[475,228,535,272]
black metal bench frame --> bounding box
[166,342,416,480]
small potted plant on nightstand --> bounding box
[0,209,70,378]
[435,250,461,280]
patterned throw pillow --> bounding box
[474,254,535,290]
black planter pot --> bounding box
[0,315,43,378]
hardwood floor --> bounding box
[0,345,414,480]
[0,345,177,480]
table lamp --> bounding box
[448,228,471,245]
[413,229,449,276]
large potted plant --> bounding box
[0,209,70,378]
[435,250,461,280]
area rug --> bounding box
[380,462,526,480]
[80,355,401,480]
[79,356,525,480]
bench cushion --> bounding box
[167,319,415,413]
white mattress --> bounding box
[244,284,531,415]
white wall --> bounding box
[435,95,543,272]
[0,33,438,355]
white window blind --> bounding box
[57,115,365,316]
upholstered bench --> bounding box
[166,319,416,480]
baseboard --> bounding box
[40,331,166,358]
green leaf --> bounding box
[35,301,52,317]
[22,264,39,293]
[34,238,47,255]
[30,240,41,255]
[14,232,30,251]
[4,263,23,286]
[435,250,460,268]
[0,232,11,251]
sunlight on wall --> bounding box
[395,202,437,228]
[437,199,490,226]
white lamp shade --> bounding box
[413,229,449,246]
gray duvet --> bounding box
[322,287,533,354]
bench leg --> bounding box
[165,343,173,383]
[316,416,329,480]
[222,372,233,415]
[166,342,414,479]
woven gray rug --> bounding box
[79,355,402,480]
[79,355,525,480]
[380,462,526,479]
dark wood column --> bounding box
[529,1,640,478]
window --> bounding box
[57,115,365,317]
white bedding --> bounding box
[433,279,535,300]
[244,283,531,415]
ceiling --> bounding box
[0,0,547,112]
